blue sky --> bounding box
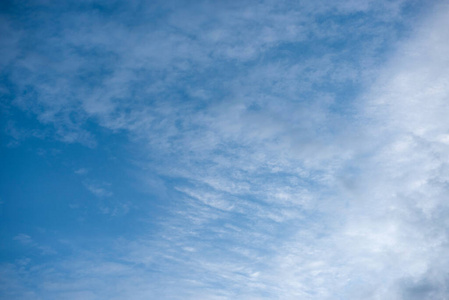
[1,0,449,299]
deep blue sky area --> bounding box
[1,1,449,299]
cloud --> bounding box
[74,168,88,175]
[1,0,408,145]
[2,0,449,299]
[257,4,449,299]
[83,181,113,198]
[13,234,33,245]
[13,234,56,255]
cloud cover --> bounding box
[1,0,449,299]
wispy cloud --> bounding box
[13,234,56,255]
[1,0,448,299]
[83,181,113,198]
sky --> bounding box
[1,0,449,299]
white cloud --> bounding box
[74,168,88,175]
[13,234,56,255]
[83,181,113,198]
[13,234,33,245]
[258,4,449,299]
[2,0,449,299]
